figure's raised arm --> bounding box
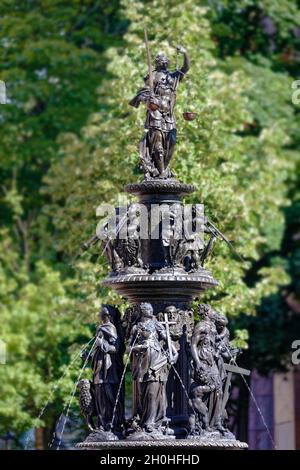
[176,45,190,77]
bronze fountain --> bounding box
[76,30,249,450]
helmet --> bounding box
[155,52,169,68]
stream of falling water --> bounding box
[170,363,192,406]
[54,336,98,450]
[53,330,139,448]
[24,335,96,450]
[110,334,139,430]
[241,373,276,449]
[224,345,276,449]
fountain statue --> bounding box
[76,31,250,450]
[129,41,190,179]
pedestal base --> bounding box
[76,437,248,450]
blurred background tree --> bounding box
[0,0,299,448]
[0,0,127,448]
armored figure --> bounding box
[121,204,144,272]
[161,205,184,269]
[181,232,204,271]
[181,205,205,271]
[172,207,218,272]
[129,46,190,178]
[100,221,124,272]
[99,207,144,273]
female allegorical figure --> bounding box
[128,302,177,434]
[91,305,125,434]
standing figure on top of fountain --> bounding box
[129,45,190,179]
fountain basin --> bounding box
[103,269,218,303]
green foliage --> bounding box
[0,228,92,437]
[209,0,300,371]
[45,0,295,322]
[209,0,300,61]
[0,0,126,444]
[0,0,126,264]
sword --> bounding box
[144,27,154,93]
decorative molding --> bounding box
[125,178,195,196]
